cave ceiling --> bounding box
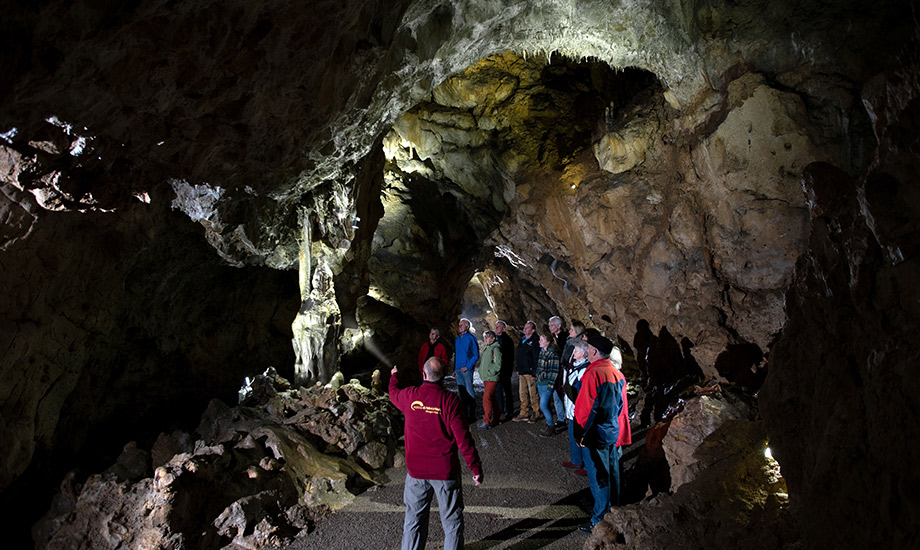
[2,0,902,263]
[3,1,904,317]
[1,0,912,395]
[1,0,912,383]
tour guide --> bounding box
[389,358,483,550]
[574,333,626,533]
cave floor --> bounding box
[286,374,645,550]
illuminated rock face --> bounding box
[0,0,918,547]
[33,374,401,550]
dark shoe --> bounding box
[574,468,588,476]
[561,461,580,469]
[527,415,538,424]
[579,522,594,533]
[512,414,529,422]
[539,424,555,437]
[554,421,567,433]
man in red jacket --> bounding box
[574,333,626,533]
[418,327,449,373]
[390,358,483,550]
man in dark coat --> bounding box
[494,320,515,421]
[512,320,540,422]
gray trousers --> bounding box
[402,474,464,550]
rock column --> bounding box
[292,211,340,386]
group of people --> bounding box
[390,316,631,549]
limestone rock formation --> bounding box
[662,391,758,492]
[591,387,793,550]
[33,372,401,550]
[0,187,300,502]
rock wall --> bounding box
[434,63,821,370]
[761,55,920,549]
[367,55,827,375]
[0,184,299,544]
[589,388,795,550]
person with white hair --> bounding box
[453,318,480,422]
[561,338,590,476]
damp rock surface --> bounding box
[34,372,401,550]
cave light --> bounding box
[367,285,393,305]
[1,127,18,143]
[45,115,73,134]
[763,444,785,486]
[562,162,587,192]
[69,136,87,156]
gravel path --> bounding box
[286,373,605,550]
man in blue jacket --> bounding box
[453,318,480,422]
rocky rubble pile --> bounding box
[590,385,797,550]
[34,369,401,550]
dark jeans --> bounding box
[581,444,620,525]
[457,385,477,422]
[495,373,514,418]
[567,419,583,466]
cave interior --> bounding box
[1,0,919,548]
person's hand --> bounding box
[391,366,398,376]
[577,438,585,448]
[460,367,468,372]
[473,474,482,486]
